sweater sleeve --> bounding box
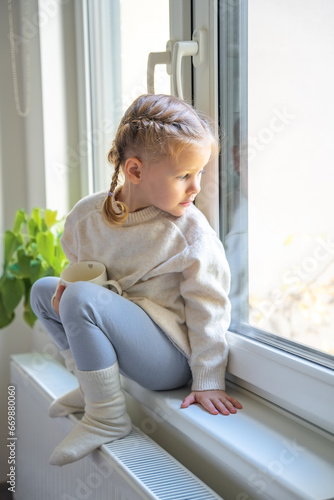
[60,210,79,264]
[180,234,231,391]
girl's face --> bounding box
[141,145,212,217]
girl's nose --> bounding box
[187,177,201,195]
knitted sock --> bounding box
[49,363,132,466]
[49,386,85,417]
[61,348,76,372]
[48,350,85,417]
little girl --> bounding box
[31,93,242,467]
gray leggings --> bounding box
[30,277,191,391]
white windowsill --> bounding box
[11,352,334,500]
[226,331,334,435]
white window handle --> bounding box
[172,29,207,100]
[172,41,197,99]
[147,41,172,94]
[147,30,207,99]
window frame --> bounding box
[192,0,334,434]
[75,0,124,197]
[78,0,334,434]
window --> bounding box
[83,0,170,194]
[247,0,334,363]
[219,0,334,370]
[193,0,334,433]
[82,0,334,433]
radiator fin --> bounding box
[104,428,221,500]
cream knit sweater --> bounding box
[61,191,231,391]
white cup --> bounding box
[60,261,122,295]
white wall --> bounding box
[0,0,80,482]
[0,0,35,481]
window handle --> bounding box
[147,30,206,99]
[147,41,172,94]
[172,29,207,100]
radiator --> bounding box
[11,354,223,500]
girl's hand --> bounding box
[181,390,242,415]
[52,283,66,315]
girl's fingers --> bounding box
[56,284,66,299]
[52,284,66,315]
[181,390,243,416]
[181,393,196,408]
[229,396,243,409]
[215,398,237,415]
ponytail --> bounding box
[102,150,129,225]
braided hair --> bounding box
[103,94,217,225]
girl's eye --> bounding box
[178,170,205,180]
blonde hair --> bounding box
[103,94,218,225]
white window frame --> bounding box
[77,0,334,434]
[74,0,123,197]
[191,0,334,434]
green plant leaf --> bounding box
[44,209,58,229]
[23,299,37,327]
[57,257,69,275]
[1,206,67,329]
[16,249,33,278]
[28,217,39,239]
[12,209,26,233]
[36,231,54,265]
[0,293,14,328]
[23,280,37,327]
[31,207,42,231]
[52,235,69,274]
[1,276,25,313]
[25,240,38,261]
[4,231,23,268]
[29,259,42,283]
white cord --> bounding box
[8,0,31,118]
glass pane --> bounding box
[220,0,334,363]
[119,0,170,109]
[219,0,249,328]
[91,0,170,191]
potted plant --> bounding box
[0,207,69,328]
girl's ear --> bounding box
[123,157,143,185]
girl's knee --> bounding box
[59,282,110,344]
[61,282,114,309]
[59,282,101,319]
[60,281,93,305]
[30,277,59,314]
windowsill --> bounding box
[122,377,334,500]
[226,331,334,435]
[12,352,334,500]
